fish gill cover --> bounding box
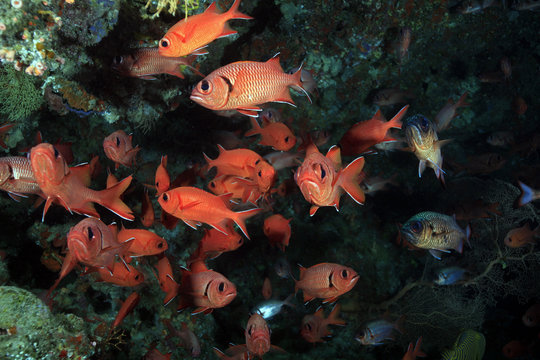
[0,0,539,359]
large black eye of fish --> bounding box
[87,227,94,241]
[162,193,169,202]
[420,117,429,132]
[320,165,326,180]
[53,147,60,158]
[258,170,262,178]
[160,39,169,48]
[113,56,123,65]
[218,282,225,292]
[248,326,253,336]
[410,220,423,233]
[210,182,216,188]
[200,80,212,94]
[255,159,261,165]
[135,274,140,280]
[157,242,164,249]
[115,136,120,147]
[304,323,312,331]
[284,136,289,143]
[238,238,243,245]
[341,269,349,278]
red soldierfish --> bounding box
[301,304,346,343]
[188,221,244,264]
[112,47,201,80]
[96,261,145,287]
[158,0,252,57]
[155,155,170,196]
[117,227,168,257]
[30,143,134,221]
[190,55,311,117]
[156,255,179,306]
[112,292,140,329]
[204,145,263,178]
[263,214,291,252]
[0,156,41,200]
[162,319,201,357]
[245,117,296,151]
[339,105,408,156]
[294,262,359,304]
[434,92,469,132]
[158,186,260,239]
[103,130,140,170]
[294,144,365,216]
[177,261,237,315]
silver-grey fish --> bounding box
[404,115,450,183]
[434,266,467,285]
[251,294,295,320]
[401,211,470,260]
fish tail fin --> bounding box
[410,337,427,358]
[290,64,313,104]
[388,104,409,129]
[456,91,470,108]
[328,304,346,326]
[283,293,296,309]
[245,117,262,137]
[518,181,533,207]
[97,175,134,220]
[339,156,366,205]
[225,0,253,20]
[233,207,261,239]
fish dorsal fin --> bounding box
[298,264,306,280]
[372,109,386,122]
[306,143,319,157]
[190,260,209,273]
[266,54,284,72]
[326,145,342,168]
[204,1,219,14]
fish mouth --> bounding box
[190,94,202,102]
[400,228,417,244]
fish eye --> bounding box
[341,269,349,278]
[411,220,422,233]
[160,39,169,48]
[113,56,123,65]
[284,136,289,143]
[135,275,140,280]
[420,117,429,131]
[320,165,326,180]
[200,80,212,94]
[210,182,215,188]
[218,282,225,292]
[258,170,262,177]
[87,227,94,240]
[248,326,252,336]
[158,242,164,249]
[238,238,243,245]
[162,193,169,202]
[304,323,312,331]
[508,237,512,242]
[255,159,261,165]
[53,147,60,158]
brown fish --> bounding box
[112,47,202,80]
[504,223,540,248]
[372,88,415,106]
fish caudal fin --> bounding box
[290,64,313,104]
[245,117,262,137]
[224,0,254,21]
[232,207,261,239]
[388,105,409,129]
[338,156,366,205]
[518,181,533,207]
[97,175,134,220]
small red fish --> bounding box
[140,189,155,227]
[502,340,529,358]
[158,186,260,239]
[0,123,14,149]
[340,105,408,156]
[204,145,263,178]
[117,227,168,257]
[30,143,134,220]
[301,304,346,343]
[155,155,170,196]
[96,261,145,287]
[112,47,201,80]
[434,92,469,132]
[188,222,244,264]
[522,304,540,327]
[112,292,140,329]
[262,277,272,300]
[103,130,140,169]
[504,223,539,248]
[177,261,237,314]
[294,144,365,216]
[245,117,296,151]
[294,262,359,304]
[263,214,291,252]
[191,55,310,117]
[162,319,201,357]
[208,174,260,204]
[156,255,179,306]
[158,0,252,57]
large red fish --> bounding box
[158,186,259,239]
[294,262,359,303]
[177,261,237,315]
[112,47,201,80]
[30,143,134,220]
[0,156,41,200]
[190,55,311,117]
[294,144,365,216]
[245,313,272,358]
[158,0,252,57]
[103,130,140,170]
[339,105,409,156]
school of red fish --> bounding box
[0,0,536,359]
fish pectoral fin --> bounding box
[182,219,202,230]
[181,200,201,211]
[138,75,158,80]
[7,192,27,201]
[189,47,209,56]
[309,205,319,216]
[191,307,212,316]
[428,249,443,260]
[418,160,426,177]
[322,296,339,304]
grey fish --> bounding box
[401,211,470,260]
[251,294,295,320]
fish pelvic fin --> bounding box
[338,156,366,205]
[96,175,134,220]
